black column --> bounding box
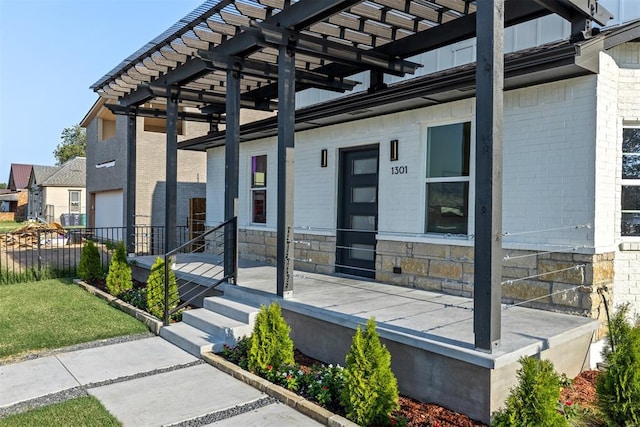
[126,112,137,254]
[165,87,178,254]
[474,0,504,352]
[277,43,295,298]
[224,64,241,280]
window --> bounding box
[69,190,81,213]
[425,122,471,234]
[251,155,267,224]
[622,127,640,236]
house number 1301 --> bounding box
[391,165,408,174]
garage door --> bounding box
[94,190,124,242]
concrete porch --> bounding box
[133,254,599,424]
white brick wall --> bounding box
[594,52,620,250]
[207,76,601,252]
[611,43,640,314]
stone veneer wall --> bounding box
[238,230,613,335]
[376,241,613,337]
[239,228,335,274]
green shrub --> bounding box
[597,303,640,426]
[77,240,102,281]
[340,317,399,426]
[493,356,567,427]
[105,242,132,296]
[247,303,295,373]
[145,257,178,319]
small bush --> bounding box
[247,303,295,373]
[492,356,567,427]
[105,242,132,296]
[597,303,640,426]
[145,257,178,319]
[77,240,102,281]
[341,317,399,426]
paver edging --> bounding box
[73,279,163,335]
[201,352,358,427]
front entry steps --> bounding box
[160,295,260,357]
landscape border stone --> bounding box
[74,279,163,334]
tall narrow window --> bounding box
[251,155,267,224]
[425,122,471,234]
[622,127,640,236]
[69,190,81,213]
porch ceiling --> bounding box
[91,0,613,119]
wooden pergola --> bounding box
[91,0,612,352]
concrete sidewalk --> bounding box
[0,336,322,426]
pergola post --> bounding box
[126,112,137,255]
[276,42,296,298]
[474,0,504,352]
[165,86,178,254]
[224,64,241,281]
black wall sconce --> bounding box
[321,149,328,167]
[390,139,399,161]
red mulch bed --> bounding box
[295,350,600,427]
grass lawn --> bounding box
[0,279,148,360]
[0,221,22,233]
[0,396,121,426]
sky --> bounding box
[0,0,204,184]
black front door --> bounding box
[336,146,379,278]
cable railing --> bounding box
[280,222,595,312]
[163,217,237,325]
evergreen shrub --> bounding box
[77,240,102,281]
[597,303,640,426]
[105,242,132,296]
[145,257,178,319]
[492,356,567,427]
[247,303,294,373]
[341,317,399,426]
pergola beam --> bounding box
[117,0,362,106]
[244,0,553,102]
[254,23,422,77]
[532,0,613,26]
[147,84,278,110]
[199,50,360,92]
[106,103,223,124]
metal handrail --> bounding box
[163,217,237,325]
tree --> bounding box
[341,317,399,426]
[106,242,133,296]
[0,183,6,189]
[53,124,86,165]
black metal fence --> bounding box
[0,225,190,284]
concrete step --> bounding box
[182,308,253,342]
[221,284,279,308]
[160,322,222,357]
[203,296,260,324]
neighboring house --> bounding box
[27,158,86,225]
[80,98,209,237]
[1,163,33,221]
[80,97,272,241]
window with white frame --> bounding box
[251,155,267,224]
[69,190,81,213]
[622,126,640,236]
[425,122,471,234]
